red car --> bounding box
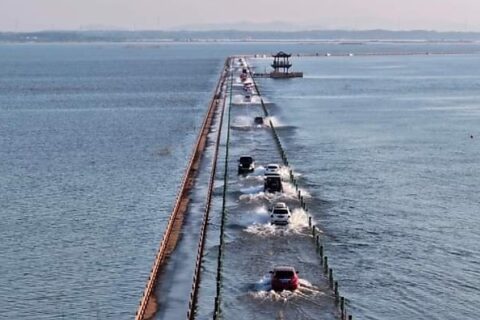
[270,266,299,291]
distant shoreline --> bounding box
[1,39,479,45]
[2,29,480,43]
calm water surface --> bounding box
[255,54,480,319]
[0,44,221,319]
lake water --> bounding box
[1,43,479,319]
[254,54,480,319]
[0,43,221,319]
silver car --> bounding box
[270,202,291,225]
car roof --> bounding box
[267,164,279,167]
[273,202,287,208]
[273,266,296,272]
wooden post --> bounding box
[329,268,333,288]
[214,297,219,320]
[334,281,339,302]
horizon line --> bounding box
[3,28,480,34]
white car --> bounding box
[265,164,280,176]
[270,202,291,225]
[243,81,254,91]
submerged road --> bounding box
[136,57,351,320]
[216,59,340,320]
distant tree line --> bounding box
[1,30,480,42]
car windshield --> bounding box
[268,165,278,169]
[273,209,289,214]
[274,270,294,279]
[240,157,253,165]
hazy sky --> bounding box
[1,0,480,32]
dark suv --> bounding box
[238,156,255,174]
[254,116,264,125]
[264,173,283,193]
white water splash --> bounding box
[231,94,262,105]
[245,207,310,236]
[266,116,288,128]
[240,185,265,194]
[255,165,266,174]
[289,208,310,230]
[239,187,305,203]
[249,276,323,302]
[241,174,264,183]
[239,191,270,203]
[234,206,271,227]
[282,182,311,199]
[277,166,293,180]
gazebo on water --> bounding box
[270,51,303,78]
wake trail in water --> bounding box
[231,94,263,105]
[249,277,325,302]
[245,208,310,236]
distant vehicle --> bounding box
[264,163,280,175]
[244,85,254,93]
[270,266,299,291]
[238,156,255,174]
[254,116,264,125]
[270,202,291,225]
[264,173,282,193]
[243,81,254,91]
[244,95,252,103]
